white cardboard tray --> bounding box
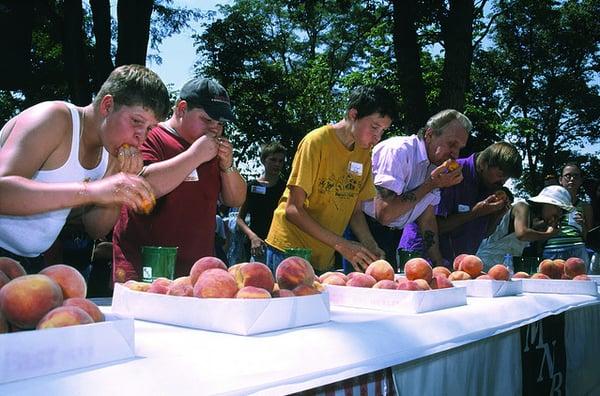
[520,278,599,296]
[0,314,134,384]
[111,283,330,336]
[452,279,523,297]
[325,284,467,313]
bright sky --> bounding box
[146,0,228,90]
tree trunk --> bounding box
[391,0,429,133]
[115,0,154,66]
[89,0,114,92]
[439,0,475,112]
[0,1,34,89]
[63,0,92,105]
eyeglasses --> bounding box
[561,173,581,180]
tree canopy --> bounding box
[1,0,598,194]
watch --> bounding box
[221,164,238,174]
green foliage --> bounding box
[470,0,600,194]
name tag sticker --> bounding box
[348,161,363,176]
[251,185,267,195]
[185,169,199,181]
[458,204,470,213]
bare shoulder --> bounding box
[0,101,73,176]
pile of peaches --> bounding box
[123,255,323,299]
[320,258,454,291]
[0,257,104,334]
[514,257,590,280]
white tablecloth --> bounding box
[1,293,598,395]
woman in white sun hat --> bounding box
[475,185,573,270]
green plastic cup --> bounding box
[396,249,421,274]
[141,246,178,282]
[284,247,312,262]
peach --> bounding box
[572,274,591,281]
[227,262,246,278]
[167,276,194,297]
[232,262,274,292]
[373,280,398,289]
[453,254,468,271]
[62,298,105,322]
[313,281,325,292]
[446,159,460,171]
[123,280,151,292]
[236,286,272,299]
[346,272,363,280]
[190,256,227,285]
[512,272,530,279]
[458,255,484,278]
[0,311,8,333]
[531,273,551,279]
[488,264,510,281]
[448,271,471,281]
[275,256,315,290]
[432,266,451,278]
[414,278,431,290]
[538,259,561,279]
[319,271,348,283]
[0,257,27,279]
[40,264,87,299]
[564,257,586,279]
[476,274,493,280]
[553,259,566,275]
[36,306,94,330]
[321,274,347,286]
[272,288,294,297]
[0,274,63,329]
[365,259,395,282]
[292,284,320,296]
[346,273,377,288]
[147,277,172,294]
[397,280,420,291]
[404,258,433,282]
[0,270,9,290]
[430,274,453,289]
[193,269,238,298]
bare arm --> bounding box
[374,164,463,225]
[513,202,560,241]
[581,203,593,241]
[437,194,508,235]
[236,199,265,255]
[416,205,444,267]
[285,185,378,271]
[348,200,385,259]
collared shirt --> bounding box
[362,135,440,229]
[400,154,493,259]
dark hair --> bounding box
[418,109,472,138]
[93,64,170,121]
[477,141,523,178]
[561,162,584,177]
[260,141,287,163]
[347,85,398,121]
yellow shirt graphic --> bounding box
[266,125,375,272]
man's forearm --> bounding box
[376,179,436,225]
[83,205,120,239]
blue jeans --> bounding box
[542,244,590,267]
[265,245,286,274]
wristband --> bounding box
[221,164,238,174]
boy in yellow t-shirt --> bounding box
[265,85,398,274]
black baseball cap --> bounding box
[179,78,235,122]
